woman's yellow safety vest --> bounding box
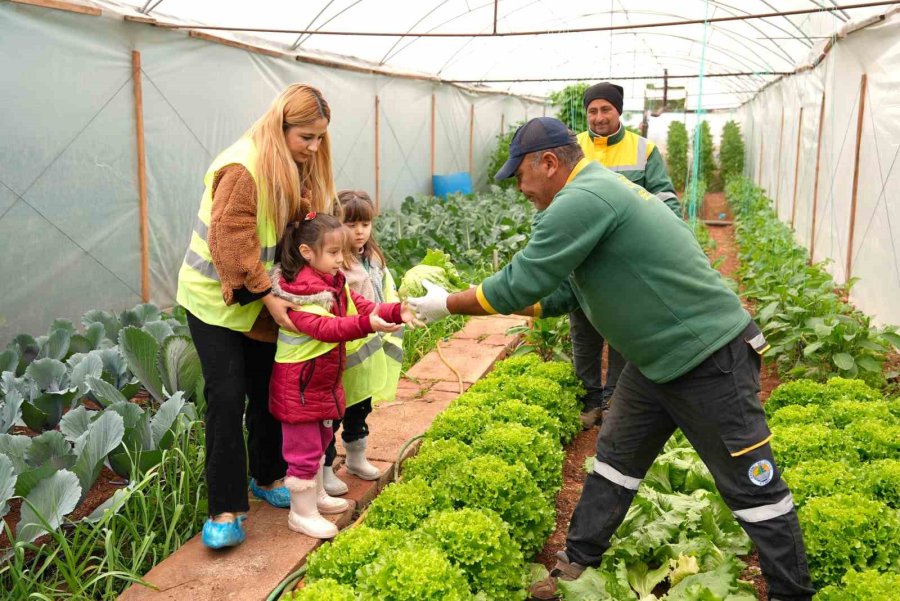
[176,137,277,332]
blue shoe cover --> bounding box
[202,516,246,549]
[250,478,290,508]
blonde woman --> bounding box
[176,84,339,549]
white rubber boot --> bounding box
[316,465,351,515]
[284,476,338,539]
[344,437,381,480]
[322,463,349,496]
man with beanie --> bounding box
[573,82,681,429]
[408,117,815,601]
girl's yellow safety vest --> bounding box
[272,280,403,406]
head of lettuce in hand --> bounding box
[398,249,468,300]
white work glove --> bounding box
[408,279,450,324]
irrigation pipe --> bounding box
[435,340,465,394]
[266,564,307,601]
[393,434,426,481]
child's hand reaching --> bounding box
[400,302,424,328]
[370,314,403,333]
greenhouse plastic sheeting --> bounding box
[0,4,543,345]
[740,10,900,327]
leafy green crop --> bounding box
[816,568,900,600]
[356,546,471,601]
[397,249,467,300]
[283,579,358,600]
[727,177,899,386]
[488,399,562,443]
[473,423,563,498]
[423,404,487,446]
[306,526,406,586]
[782,459,861,508]
[770,423,859,468]
[416,508,527,599]
[376,188,533,273]
[799,492,900,588]
[402,438,473,484]
[437,455,554,557]
[858,459,900,509]
[469,375,580,442]
[844,419,900,461]
[364,477,449,531]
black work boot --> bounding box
[529,551,586,600]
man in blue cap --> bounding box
[409,117,814,601]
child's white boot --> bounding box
[284,476,338,539]
[322,463,349,496]
[344,437,381,480]
[316,463,351,514]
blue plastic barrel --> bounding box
[432,171,473,199]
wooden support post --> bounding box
[500,113,505,136]
[773,107,785,216]
[809,91,826,264]
[468,104,475,176]
[374,95,380,211]
[845,73,867,282]
[430,93,436,192]
[132,50,150,303]
[790,107,804,230]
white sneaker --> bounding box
[344,437,381,480]
[323,463,349,496]
[284,477,338,539]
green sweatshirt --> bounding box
[478,159,749,383]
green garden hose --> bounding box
[265,563,307,601]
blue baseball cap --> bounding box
[494,117,578,181]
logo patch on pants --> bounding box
[748,459,774,486]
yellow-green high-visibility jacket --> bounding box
[342,268,404,406]
[375,268,403,403]
[577,125,681,216]
[176,137,277,331]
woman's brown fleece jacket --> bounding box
[208,164,278,342]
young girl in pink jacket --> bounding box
[269,210,413,538]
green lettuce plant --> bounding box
[416,508,527,600]
[397,249,468,300]
[423,404,487,446]
[472,423,563,498]
[306,526,406,586]
[858,459,900,508]
[401,438,472,484]
[469,375,580,442]
[437,455,554,557]
[356,546,471,601]
[816,568,900,600]
[284,579,358,600]
[799,492,900,587]
[364,477,449,531]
